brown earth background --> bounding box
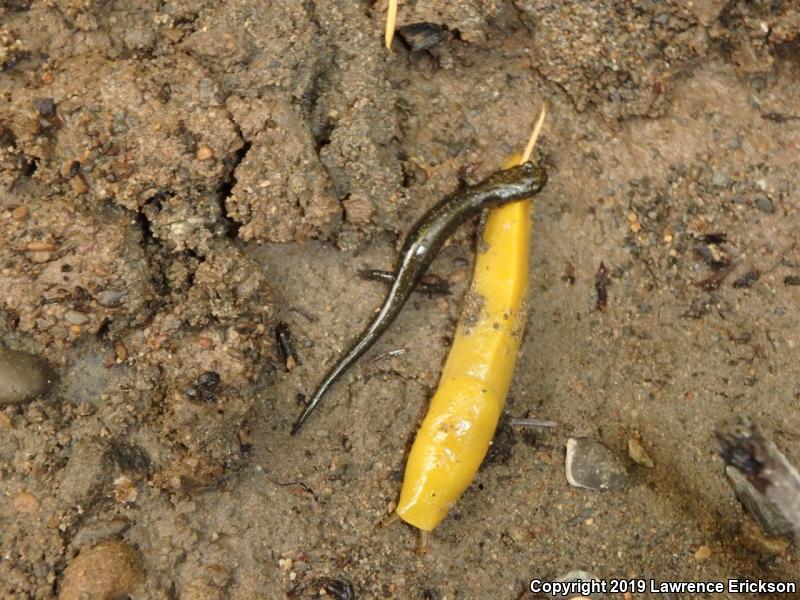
[2,0,800,598]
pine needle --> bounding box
[385,0,398,50]
[521,103,547,163]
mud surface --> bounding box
[2,1,800,598]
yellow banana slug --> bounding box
[396,154,537,531]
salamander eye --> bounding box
[521,161,535,173]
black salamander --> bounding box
[291,161,548,434]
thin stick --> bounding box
[385,0,398,50]
[521,104,547,163]
[510,418,559,428]
[370,347,408,363]
[717,418,800,532]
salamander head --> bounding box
[483,161,548,199]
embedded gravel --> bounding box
[1,1,800,598]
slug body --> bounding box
[292,161,547,434]
[397,154,548,531]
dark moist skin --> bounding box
[291,161,548,434]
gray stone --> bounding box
[70,518,131,550]
[754,195,774,213]
[97,289,124,308]
[711,171,730,188]
[64,310,90,325]
[565,438,628,491]
[0,346,57,405]
[59,437,150,507]
[59,438,114,506]
[0,430,18,461]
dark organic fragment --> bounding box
[185,371,221,402]
[276,322,302,371]
[761,112,800,123]
[696,266,733,292]
[726,466,794,537]
[717,418,800,532]
[397,22,448,51]
[594,262,609,311]
[292,577,354,600]
[732,270,760,289]
[702,233,727,245]
[783,275,800,286]
[32,97,55,117]
[562,261,576,285]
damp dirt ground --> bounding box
[2,1,800,598]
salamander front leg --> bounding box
[358,269,451,296]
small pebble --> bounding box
[506,525,526,544]
[59,540,144,600]
[694,544,712,561]
[14,491,40,513]
[33,97,55,117]
[754,195,774,213]
[70,176,88,194]
[711,171,729,188]
[114,341,127,363]
[26,240,55,252]
[739,520,791,556]
[196,145,214,161]
[113,475,138,504]
[0,346,57,405]
[70,518,131,550]
[59,438,113,505]
[29,250,53,263]
[628,438,654,468]
[64,310,90,326]
[565,438,628,491]
[0,427,18,461]
[97,288,124,308]
[163,28,183,43]
[342,193,375,225]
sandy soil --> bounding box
[2,1,800,598]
